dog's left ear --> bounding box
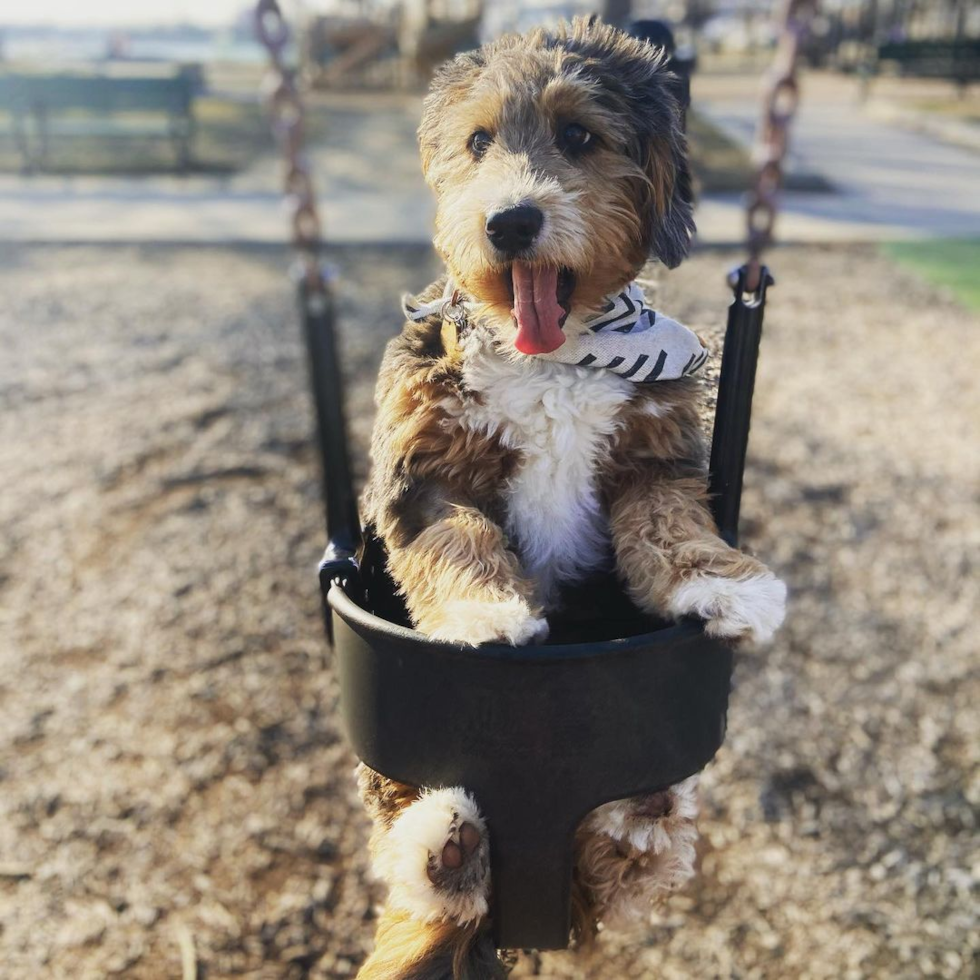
[568,20,696,267]
[593,23,695,269]
[640,111,695,269]
[628,56,696,270]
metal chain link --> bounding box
[255,0,325,292]
[744,0,817,291]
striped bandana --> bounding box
[404,279,708,383]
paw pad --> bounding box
[427,814,487,889]
[633,790,672,821]
[380,788,491,925]
[587,776,699,855]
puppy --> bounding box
[355,18,786,979]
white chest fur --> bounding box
[458,334,634,607]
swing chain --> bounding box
[744,0,818,291]
[255,0,325,294]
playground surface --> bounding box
[0,242,976,979]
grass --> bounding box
[5,98,741,183]
[882,239,980,312]
[0,97,326,175]
[0,91,823,192]
[910,98,980,123]
[687,109,832,193]
[688,108,755,194]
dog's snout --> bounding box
[485,205,543,255]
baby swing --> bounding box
[256,0,812,952]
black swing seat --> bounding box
[326,560,732,951]
[311,266,772,952]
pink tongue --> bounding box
[511,262,566,355]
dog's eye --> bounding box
[469,130,493,158]
[560,123,593,152]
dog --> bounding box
[354,17,786,979]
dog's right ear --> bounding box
[418,51,485,187]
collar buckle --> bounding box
[442,289,467,326]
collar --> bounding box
[403,278,708,383]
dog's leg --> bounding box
[572,776,700,935]
[357,765,503,979]
[386,499,547,646]
[609,470,786,643]
[358,909,504,980]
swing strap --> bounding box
[708,266,774,546]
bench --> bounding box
[876,38,980,89]
[0,65,199,171]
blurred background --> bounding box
[0,1,977,978]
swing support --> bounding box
[308,266,771,950]
[255,0,812,953]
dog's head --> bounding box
[419,17,694,355]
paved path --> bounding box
[2,80,978,245]
[0,172,434,245]
[695,72,980,242]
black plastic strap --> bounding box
[298,273,359,561]
[708,264,774,546]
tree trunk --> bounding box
[601,0,632,29]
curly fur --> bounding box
[574,781,700,931]
[354,17,784,978]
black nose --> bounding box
[485,205,543,255]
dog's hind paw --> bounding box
[577,777,700,928]
[586,775,699,855]
[668,569,786,643]
[376,787,490,926]
[425,596,548,646]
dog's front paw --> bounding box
[376,787,490,925]
[668,569,786,643]
[425,596,548,646]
